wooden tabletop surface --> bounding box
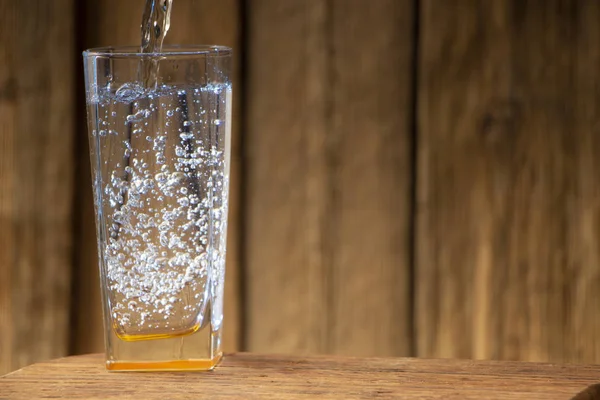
[1,353,599,399]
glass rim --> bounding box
[83,45,232,58]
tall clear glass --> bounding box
[83,46,232,371]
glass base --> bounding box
[104,318,222,372]
[106,353,222,371]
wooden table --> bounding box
[1,353,599,399]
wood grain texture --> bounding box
[74,0,242,354]
[328,0,413,356]
[245,0,329,354]
[0,1,75,374]
[246,0,413,356]
[2,354,600,399]
[564,0,600,364]
[416,0,600,362]
[0,2,16,375]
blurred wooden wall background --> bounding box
[2,0,600,375]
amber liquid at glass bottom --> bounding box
[105,310,223,371]
[84,46,232,371]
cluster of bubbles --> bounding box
[89,82,230,336]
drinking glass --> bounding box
[83,46,232,371]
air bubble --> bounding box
[126,109,151,123]
[158,234,169,246]
[156,257,168,266]
[115,83,145,103]
[168,172,185,185]
[128,301,138,311]
[113,211,124,222]
[155,173,166,184]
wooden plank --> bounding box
[2,354,600,399]
[75,0,242,354]
[246,0,413,356]
[416,0,598,362]
[0,1,75,374]
[0,3,17,376]
[245,0,330,354]
[328,0,413,356]
[565,0,600,364]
